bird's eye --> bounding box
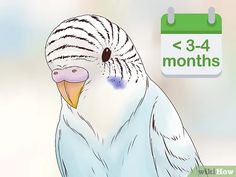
[102,48,111,62]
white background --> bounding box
[0,1,235,177]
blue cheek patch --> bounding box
[107,76,126,89]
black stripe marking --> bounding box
[64,17,79,23]
[121,59,132,81]
[131,62,139,83]
[135,64,143,77]
[108,20,114,46]
[47,44,95,56]
[48,34,99,49]
[115,33,129,52]
[133,58,140,62]
[115,58,124,79]
[111,58,116,77]
[52,26,103,47]
[91,16,110,45]
[119,45,134,57]
[72,58,96,62]
[77,18,106,45]
[48,55,96,62]
[114,26,120,50]
[108,60,111,76]
[126,53,137,60]
[103,62,106,72]
[117,53,137,60]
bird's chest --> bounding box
[56,120,156,177]
[56,97,157,177]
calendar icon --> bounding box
[161,8,222,76]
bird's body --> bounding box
[45,15,202,177]
[56,77,154,177]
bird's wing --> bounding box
[149,84,203,177]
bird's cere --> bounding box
[52,66,89,108]
[107,76,126,89]
[52,66,89,83]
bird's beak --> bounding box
[56,81,85,108]
[52,67,89,109]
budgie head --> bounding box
[45,15,146,109]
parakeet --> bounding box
[45,15,202,177]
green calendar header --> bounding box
[161,14,222,34]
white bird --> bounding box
[45,14,202,177]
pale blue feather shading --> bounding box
[55,78,203,177]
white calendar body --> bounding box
[161,34,222,76]
[161,13,222,77]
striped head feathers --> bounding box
[45,15,145,94]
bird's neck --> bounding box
[61,76,148,142]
